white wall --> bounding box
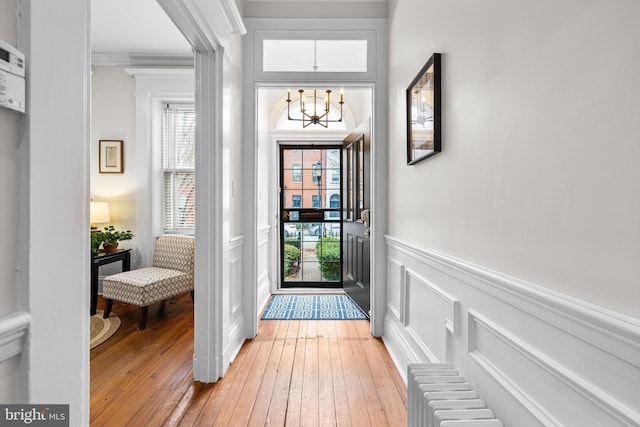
[228,34,245,238]
[222,30,247,370]
[92,66,199,271]
[385,1,640,424]
[0,0,18,318]
[387,0,640,320]
[91,66,138,266]
[0,0,20,404]
[91,60,245,261]
[16,0,91,423]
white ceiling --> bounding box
[91,0,374,128]
[91,0,191,54]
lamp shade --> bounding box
[90,202,111,225]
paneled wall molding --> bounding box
[468,309,640,426]
[257,272,269,295]
[404,267,458,334]
[223,313,245,376]
[402,267,458,362]
[386,257,405,322]
[229,235,244,315]
[0,312,30,363]
[385,235,640,367]
[229,235,245,250]
[256,225,272,312]
[224,233,245,373]
[257,225,271,245]
[384,235,640,426]
[382,316,419,381]
[468,310,569,426]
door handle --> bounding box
[364,229,370,238]
[361,209,370,226]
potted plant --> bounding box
[91,230,103,254]
[95,225,134,254]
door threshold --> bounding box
[272,288,346,295]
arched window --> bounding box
[330,193,340,208]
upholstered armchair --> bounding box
[102,234,194,330]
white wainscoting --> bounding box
[0,312,30,364]
[224,236,245,368]
[384,235,640,427]
[257,225,271,315]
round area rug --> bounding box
[90,309,121,350]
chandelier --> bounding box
[411,89,433,128]
[284,40,345,128]
[286,89,344,128]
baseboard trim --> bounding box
[223,316,245,374]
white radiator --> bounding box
[407,363,504,427]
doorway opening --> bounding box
[252,82,381,334]
[280,145,343,288]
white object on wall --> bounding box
[0,38,25,113]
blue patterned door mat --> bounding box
[261,295,368,320]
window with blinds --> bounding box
[162,104,195,233]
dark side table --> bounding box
[91,249,131,315]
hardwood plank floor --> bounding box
[90,294,407,426]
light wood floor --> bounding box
[90,294,407,426]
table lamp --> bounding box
[90,201,111,230]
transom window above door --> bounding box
[263,39,367,73]
[253,28,377,81]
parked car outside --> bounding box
[309,224,321,236]
[284,223,299,237]
[309,223,341,237]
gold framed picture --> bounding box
[99,140,124,173]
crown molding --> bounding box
[91,52,194,67]
[220,0,247,34]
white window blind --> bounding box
[162,104,195,233]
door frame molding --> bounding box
[157,0,245,382]
[242,18,388,337]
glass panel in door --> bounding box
[281,146,342,288]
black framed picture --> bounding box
[407,53,441,165]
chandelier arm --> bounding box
[316,111,329,121]
[287,98,318,122]
[304,120,327,128]
[287,100,296,121]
